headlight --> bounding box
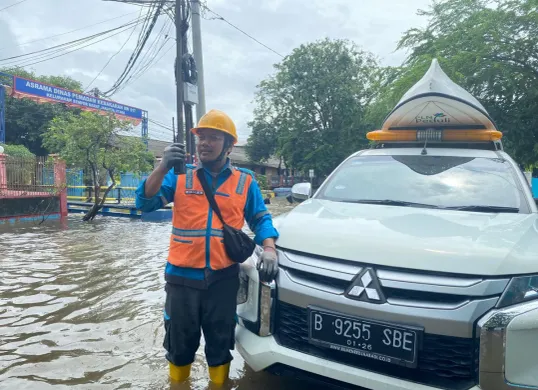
[237,246,262,316]
[236,245,276,336]
[497,275,538,308]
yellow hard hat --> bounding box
[191,109,238,144]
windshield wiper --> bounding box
[340,199,440,209]
[442,205,520,213]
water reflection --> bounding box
[0,199,336,390]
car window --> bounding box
[317,155,523,210]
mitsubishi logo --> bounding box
[345,268,385,303]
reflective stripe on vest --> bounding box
[168,167,252,270]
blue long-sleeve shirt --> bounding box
[135,160,279,286]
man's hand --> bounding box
[257,247,278,282]
[160,143,186,172]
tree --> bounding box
[1,67,83,155]
[44,111,154,221]
[246,39,381,177]
[0,143,34,157]
[394,0,538,167]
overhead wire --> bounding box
[0,10,141,52]
[149,118,174,131]
[119,18,173,87]
[3,23,145,69]
[148,117,172,127]
[113,33,174,92]
[101,1,158,94]
[201,4,284,58]
[114,40,174,93]
[0,0,28,13]
[84,8,147,92]
[103,0,166,96]
[0,17,146,66]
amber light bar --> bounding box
[366,129,503,142]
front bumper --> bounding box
[237,298,538,390]
[478,299,538,389]
[236,325,477,390]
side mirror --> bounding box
[290,182,312,203]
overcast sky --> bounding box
[0,0,432,144]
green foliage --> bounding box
[256,174,268,190]
[248,1,538,171]
[246,38,381,177]
[1,144,36,186]
[395,0,538,167]
[1,67,83,155]
[44,111,153,179]
[43,111,153,220]
[1,143,35,158]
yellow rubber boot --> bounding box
[169,362,191,382]
[208,362,230,385]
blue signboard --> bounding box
[12,76,143,122]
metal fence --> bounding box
[0,156,61,197]
[65,171,149,205]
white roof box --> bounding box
[381,59,497,131]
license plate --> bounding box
[308,308,422,368]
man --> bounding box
[135,109,279,385]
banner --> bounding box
[11,76,143,125]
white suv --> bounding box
[235,60,538,390]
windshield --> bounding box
[317,155,523,211]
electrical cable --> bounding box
[114,37,173,92]
[102,2,158,94]
[150,125,174,133]
[103,0,165,96]
[9,23,144,69]
[149,118,174,131]
[149,117,173,128]
[201,4,283,58]
[124,18,172,83]
[118,41,174,94]
[84,8,146,92]
[0,10,141,52]
[0,17,144,64]
[0,0,28,13]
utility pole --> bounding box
[191,0,206,121]
[172,117,176,143]
[174,0,185,174]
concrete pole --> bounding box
[191,0,206,121]
[0,153,6,191]
[172,117,176,143]
[174,0,185,174]
[53,157,68,218]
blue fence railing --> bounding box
[66,171,150,205]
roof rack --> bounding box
[371,140,503,151]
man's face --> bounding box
[196,128,228,163]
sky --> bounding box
[0,0,432,144]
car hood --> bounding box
[274,199,538,276]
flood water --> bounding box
[0,198,344,390]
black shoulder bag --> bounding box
[197,169,256,264]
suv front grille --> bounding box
[278,250,509,310]
[276,302,479,390]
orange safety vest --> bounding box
[168,166,253,270]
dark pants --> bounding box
[163,276,239,367]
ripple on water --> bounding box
[0,201,334,390]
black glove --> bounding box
[160,143,186,171]
[257,249,278,282]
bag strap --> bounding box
[196,169,225,225]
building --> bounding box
[229,144,281,187]
[146,139,283,188]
